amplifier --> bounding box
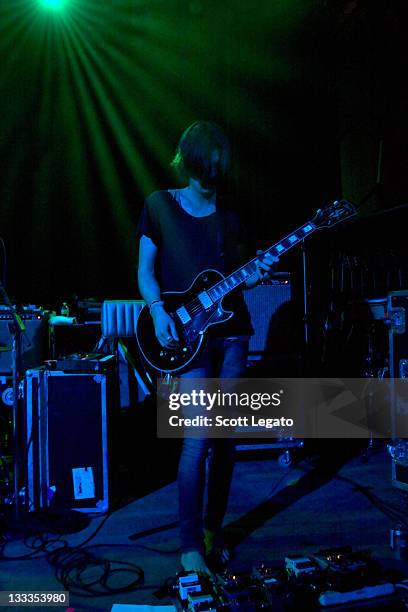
[0,314,47,374]
[50,323,102,359]
[243,278,292,357]
[0,314,43,320]
[0,306,44,320]
[25,368,113,513]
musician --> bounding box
[137,121,276,573]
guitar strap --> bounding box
[216,206,226,273]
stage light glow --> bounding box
[39,0,66,11]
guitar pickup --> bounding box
[176,306,191,324]
[198,291,213,309]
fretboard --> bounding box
[207,221,316,301]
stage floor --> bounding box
[0,443,406,611]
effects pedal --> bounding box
[177,573,203,601]
[285,555,320,579]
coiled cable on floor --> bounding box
[0,511,151,597]
[48,543,144,597]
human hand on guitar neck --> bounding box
[245,250,278,289]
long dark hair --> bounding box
[171,120,231,189]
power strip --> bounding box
[319,583,395,607]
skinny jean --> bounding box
[177,336,248,553]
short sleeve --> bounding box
[136,193,162,246]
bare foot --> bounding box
[181,550,211,574]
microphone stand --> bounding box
[0,282,26,522]
[301,240,310,346]
[300,239,315,377]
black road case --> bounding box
[25,368,112,513]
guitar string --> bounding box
[170,220,328,318]
[181,223,314,315]
[183,264,256,316]
[172,247,277,319]
[173,266,255,318]
[172,243,280,319]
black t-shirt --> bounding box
[137,190,253,336]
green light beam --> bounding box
[39,0,67,12]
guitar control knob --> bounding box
[170,356,175,361]
[160,351,164,356]
[183,347,187,352]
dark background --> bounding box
[1,0,408,364]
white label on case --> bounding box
[72,466,95,500]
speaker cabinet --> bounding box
[244,279,292,357]
[0,316,47,374]
[25,369,113,513]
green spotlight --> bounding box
[39,0,67,10]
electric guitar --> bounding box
[136,200,356,373]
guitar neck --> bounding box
[207,220,317,301]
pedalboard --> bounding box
[169,547,408,611]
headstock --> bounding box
[313,200,357,229]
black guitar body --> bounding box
[136,269,233,373]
